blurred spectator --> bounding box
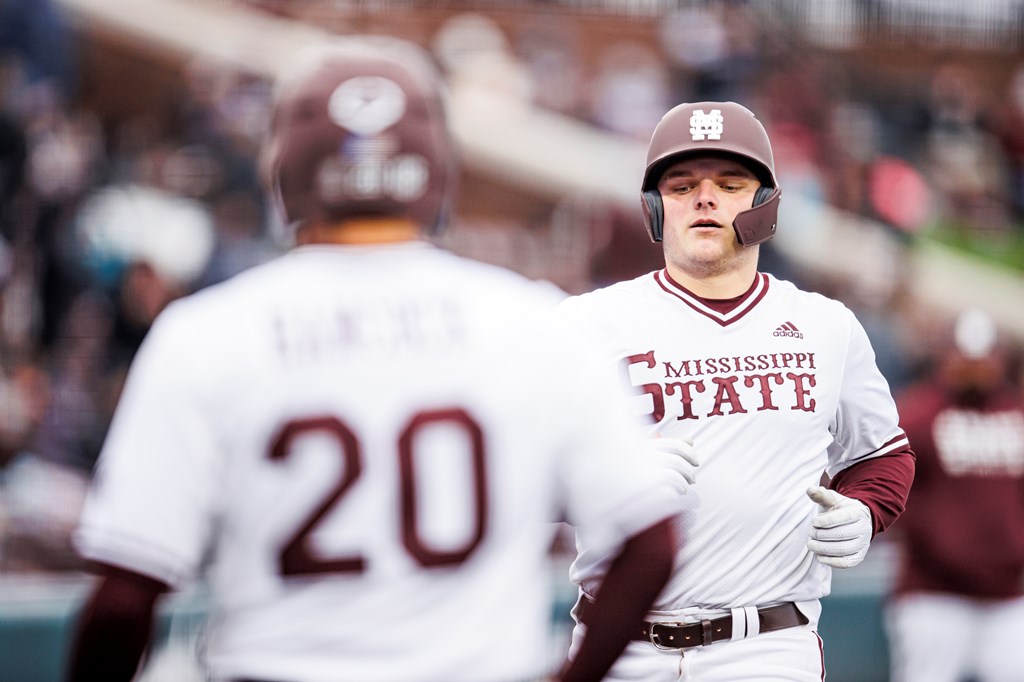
[75,172,216,292]
[819,101,933,236]
[174,59,272,201]
[0,359,48,469]
[845,270,928,396]
[172,61,276,285]
[1,352,88,572]
[0,104,26,232]
[885,308,1024,682]
[24,102,106,349]
[30,291,116,473]
[178,59,271,156]
[545,191,656,293]
[657,3,763,104]
[913,61,1013,234]
[0,0,76,95]
[196,188,278,288]
[587,41,672,141]
[108,260,183,371]
[512,16,587,117]
[758,54,836,146]
[0,451,89,572]
[991,62,1024,221]
[865,156,933,236]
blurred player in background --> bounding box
[554,101,916,680]
[64,37,694,682]
[886,308,1024,682]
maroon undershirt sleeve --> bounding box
[830,445,916,536]
[65,563,171,682]
[558,517,676,682]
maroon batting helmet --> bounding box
[640,101,781,246]
[262,37,455,235]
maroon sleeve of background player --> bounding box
[830,446,916,536]
[559,518,676,682]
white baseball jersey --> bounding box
[555,269,909,616]
[74,243,681,682]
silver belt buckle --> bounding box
[648,622,684,651]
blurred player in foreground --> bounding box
[886,308,1024,682]
[554,101,916,680]
[64,37,692,682]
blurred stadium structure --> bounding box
[2,1,1024,681]
[46,0,1024,334]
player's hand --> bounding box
[648,437,700,495]
[805,486,873,569]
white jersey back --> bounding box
[556,270,908,616]
[75,243,679,682]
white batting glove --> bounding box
[648,437,700,496]
[806,486,873,569]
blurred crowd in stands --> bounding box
[1,0,1023,572]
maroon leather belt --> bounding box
[576,596,808,650]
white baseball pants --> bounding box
[567,621,825,681]
[886,593,1024,682]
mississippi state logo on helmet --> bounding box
[640,101,781,246]
[262,37,455,235]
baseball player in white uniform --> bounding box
[65,38,695,682]
[555,101,916,681]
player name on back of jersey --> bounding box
[934,408,1024,476]
[271,296,467,363]
[624,349,819,421]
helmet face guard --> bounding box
[263,37,456,237]
[640,102,781,246]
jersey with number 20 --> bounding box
[75,243,679,682]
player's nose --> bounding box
[693,179,718,209]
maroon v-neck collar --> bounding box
[653,270,770,327]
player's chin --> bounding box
[684,240,732,262]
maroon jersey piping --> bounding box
[653,271,770,327]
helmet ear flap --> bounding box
[734,187,781,246]
[641,190,664,242]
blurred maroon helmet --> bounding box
[263,37,455,236]
[640,101,781,246]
